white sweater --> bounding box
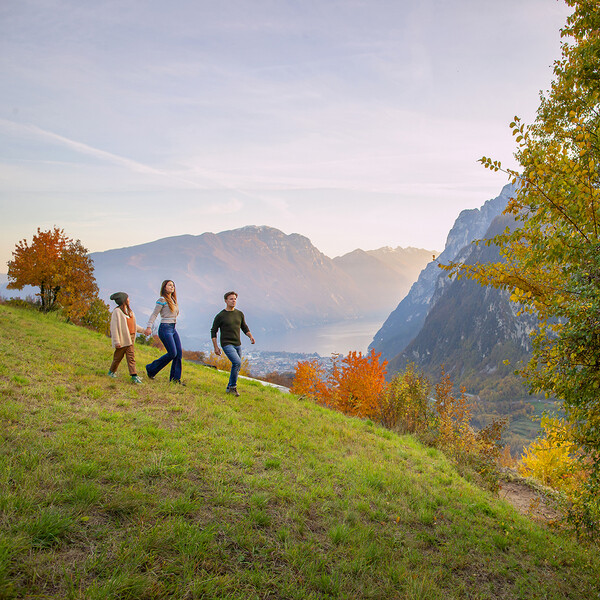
[110,308,144,348]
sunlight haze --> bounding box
[0,0,571,267]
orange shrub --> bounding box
[291,359,329,399]
[292,350,387,420]
[328,350,388,419]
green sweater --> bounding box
[211,309,250,347]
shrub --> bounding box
[379,363,430,433]
[518,416,587,494]
[204,351,251,376]
[79,297,111,335]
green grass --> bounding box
[0,303,599,599]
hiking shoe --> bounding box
[131,375,143,384]
[226,387,240,397]
[107,370,117,378]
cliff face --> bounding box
[387,212,538,390]
[369,183,516,363]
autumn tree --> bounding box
[441,0,600,531]
[379,362,431,432]
[291,359,329,399]
[328,350,387,419]
[292,350,387,420]
[444,0,600,457]
[7,227,99,322]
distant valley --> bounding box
[1,227,434,354]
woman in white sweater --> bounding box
[108,292,145,384]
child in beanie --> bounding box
[108,292,145,384]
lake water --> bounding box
[182,317,385,357]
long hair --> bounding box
[119,297,132,317]
[160,280,178,313]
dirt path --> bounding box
[498,479,562,522]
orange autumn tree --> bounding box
[292,350,387,420]
[291,359,329,399]
[7,227,100,322]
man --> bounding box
[211,291,255,396]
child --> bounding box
[108,292,145,384]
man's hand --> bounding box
[214,346,222,356]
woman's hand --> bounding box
[144,327,151,336]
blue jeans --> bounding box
[146,323,182,381]
[222,344,242,389]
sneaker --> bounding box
[171,379,186,386]
[131,375,143,384]
[226,387,240,397]
[145,367,155,380]
[107,370,117,378]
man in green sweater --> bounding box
[211,291,255,396]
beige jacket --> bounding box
[110,308,144,348]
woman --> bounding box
[108,291,145,384]
[144,280,183,384]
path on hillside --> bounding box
[499,480,562,522]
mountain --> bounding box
[369,183,516,362]
[83,226,433,350]
[333,246,434,308]
[388,212,537,388]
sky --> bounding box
[0,0,572,270]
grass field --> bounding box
[0,303,599,599]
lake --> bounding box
[182,317,385,357]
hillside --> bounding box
[1,304,599,599]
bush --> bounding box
[204,351,251,376]
[79,297,111,335]
[380,363,430,433]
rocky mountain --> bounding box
[369,183,516,362]
[387,212,537,389]
[82,226,432,349]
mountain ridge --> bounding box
[369,183,516,363]
[83,225,435,350]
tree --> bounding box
[7,227,100,322]
[328,350,388,419]
[444,0,600,454]
[292,350,387,420]
[442,0,600,532]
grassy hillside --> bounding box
[0,304,598,600]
